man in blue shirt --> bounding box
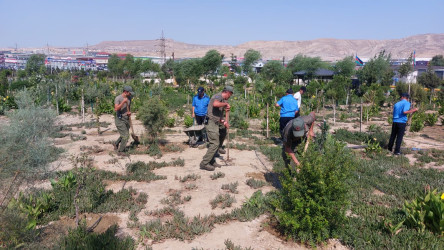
[275,88,299,138]
[192,87,210,125]
[387,93,418,155]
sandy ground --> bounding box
[15,108,444,249]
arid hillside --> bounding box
[90,33,444,60]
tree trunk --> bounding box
[360,98,363,133]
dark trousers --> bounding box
[387,122,406,154]
[279,117,294,138]
[195,115,205,125]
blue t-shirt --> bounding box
[277,95,299,118]
[192,94,210,116]
[393,99,410,123]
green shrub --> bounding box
[365,138,382,154]
[272,136,354,244]
[137,97,168,143]
[176,107,185,117]
[410,112,425,132]
[184,114,193,127]
[0,208,39,248]
[425,113,438,126]
[59,224,135,249]
[166,117,176,127]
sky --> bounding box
[1,0,443,48]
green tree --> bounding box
[334,56,355,77]
[418,64,441,103]
[287,54,330,82]
[136,97,168,143]
[107,54,123,78]
[25,54,46,76]
[399,53,413,78]
[357,50,394,86]
[261,60,284,81]
[229,53,240,73]
[430,55,444,66]
[201,50,223,76]
[243,49,261,75]
[0,69,12,96]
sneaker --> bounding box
[218,148,226,154]
[212,162,222,168]
[200,163,215,171]
[394,152,401,156]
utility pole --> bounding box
[156,30,167,64]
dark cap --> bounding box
[123,86,135,96]
[197,87,205,93]
[292,117,305,138]
[401,93,410,98]
[223,85,234,93]
[286,88,294,94]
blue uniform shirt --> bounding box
[393,99,410,123]
[192,94,210,116]
[277,95,299,118]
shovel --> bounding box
[224,109,234,164]
[128,103,140,144]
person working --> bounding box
[281,112,316,167]
[387,93,418,155]
[276,88,299,138]
[293,86,306,113]
[113,86,135,156]
[192,87,210,125]
[199,86,233,171]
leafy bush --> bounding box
[137,96,168,143]
[166,117,176,127]
[0,208,39,248]
[425,113,438,126]
[184,114,193,127]
[410,112,425,132]
[272,136,355,244]
[365,138,382,154]
[402,189,444,235]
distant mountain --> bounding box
[89,33,444,61]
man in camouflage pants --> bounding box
[199,86,233,171]
[113,86,134,156]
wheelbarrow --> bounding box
[183,124,207,147]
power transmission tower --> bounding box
[156,30,167,64]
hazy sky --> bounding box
[1,0,443,48]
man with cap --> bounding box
[192,87,210,125]
[113,85,135,156]
[387,93,418,155]
[282,112,316,167]
[199,86,233,171]
[276,88,299,138]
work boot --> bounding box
[113,143,119,151]
[200,163,215,171]
[212,161,222,168]
[218,148,226,154]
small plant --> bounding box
[185,183,197,190]
[221,182,239,194]
[224,239,254,250]
[166,117,175,128]
[177,174,201,182]
[210,172,225,180]
[161,190,191,206]
[246,178,267,189]
[425,113,438,126]
[402,189,444,235]
[176,107,185,117]
[365,137,382,154]
[410,112,425,132]
[210,194,236,209]
[184,114,194,127]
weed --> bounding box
[185,183,197,190]
[177,174,201,182]
[210,194,236,209]
[246,178,267,189]
[161,190,191,206]
[224,239,254,250]
[221,182,239,194]
[210,172,225,180]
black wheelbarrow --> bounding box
[184,124,207,147]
